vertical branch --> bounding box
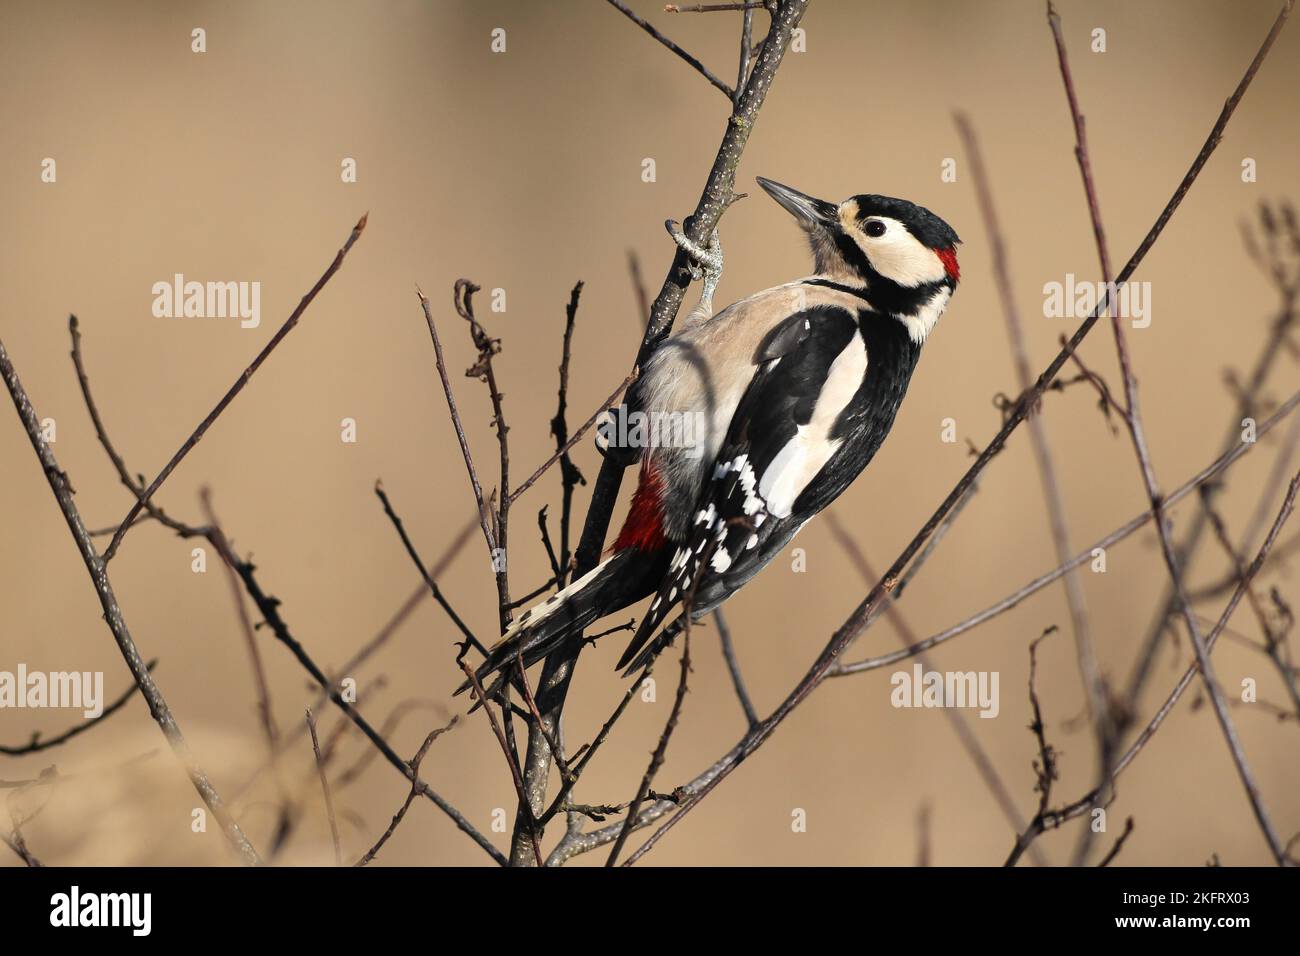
[306,708,342,866]
[452,279,514,628]
[551,282,587,585]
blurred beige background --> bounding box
[1,0,1297,866]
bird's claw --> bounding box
[665,220,724,316]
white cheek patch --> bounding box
[848,216,948,288]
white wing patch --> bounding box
[757,335,868,517]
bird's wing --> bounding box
[616,304,864,671]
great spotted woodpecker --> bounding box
[464,177,959,692]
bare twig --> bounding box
[70,315,210,540]
[713,608,758,728]
[0,335,262,866]
[825,512,1045,866]
[0,661,156,755]
[417,285,498,586]
[628,250,651,328]
[544,281,586,582]
[833,391,1299,678]
[306,708,342,866]
[607,0,736,98]
[453,279,514,630]
[374,480,487,659]
[1097,817,1136,867]
[507,369,637,506]
[103,214,367,561]
[1006,472,1299,866]
[458,660,543,865]
[667,2,767,11]
[354,719,458,866]
[201,490,279,751]
[609,557,702,866]
[229,552,506,864]
[1047,0,1288,866]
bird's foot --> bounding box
[666,220,723,316]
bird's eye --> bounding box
[864,219,887,238]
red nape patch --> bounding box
[612,460,667,553]
[937,246,960,282]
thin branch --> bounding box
[713,608,758,728]
[535,505,565,583]
[507,369,637,506]
[1097,817,1136,867]
[1129,205,1299,707]
[201,489,279,751]
[546,282,585,583]
[305,708,342,866]
[609,557,702,866]
[354,719,458,866]
[833,390,1299,678]
[374,480,487,658]
[667,2,767,11]
[458,659,543,866]
[417,284,498,577]
[1006,472,1299,866]
[607,0,736,98]
[1027,627,1060,821]
[456,279,515,629]
[1047,0,1288,867]
[0,660,157,755]
[229,551,506,865]
[103,214,368,561]
[70,315,210,540]
[825,512,1045,866]
[0,335,262,866]
[538,657,659,837]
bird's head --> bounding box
[757,177,960,342]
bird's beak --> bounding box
[757,177,837,229]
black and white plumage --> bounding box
[462,176,959,695]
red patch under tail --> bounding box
[612,460,667,553]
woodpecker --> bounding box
[462,177,959,694]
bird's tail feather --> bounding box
[617,615,685,676]
[456,549,640,701]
